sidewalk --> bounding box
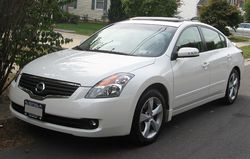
[56,31,89,49]
[236,41,250,47]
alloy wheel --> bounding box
[139,97,163,139]
[228,71,239,101]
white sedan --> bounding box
[229,23,250,37]
[9,17,244,145]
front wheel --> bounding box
[223,69,240,105]
[130,89,166,145]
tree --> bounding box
[0,0,73,95]
[245,0,250,22]
[200,0,243,36]
[108,0,127,23]
[122,0,178,17]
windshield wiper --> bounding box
[75,48,136,56]
[90,49,134,56]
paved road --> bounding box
[1,65,250,159]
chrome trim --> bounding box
[18,86,73,101]
[35,82,46,93]
[18,73,81,101]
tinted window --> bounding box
[219,34,227,48]
[176,27,203,52]
[201,27,225,51]
[239,23,250,28]
[77,23,177,57]
[239,23,245,28]
[246,24,250,28]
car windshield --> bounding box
[76,23,177,57]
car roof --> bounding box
[119,17,202,28]
[240,23,250,25]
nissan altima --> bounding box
[9,17,244,145]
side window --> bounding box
[176,27,203,52]
[239,24,244,28]
[68,0,77,9]
[219,34,227,48]
[246,24,250,29]
[201,27,225,51]
[96,0,104,9]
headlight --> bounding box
[85,73,134,98]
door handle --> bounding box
[202,62,209,70]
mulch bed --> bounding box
[0,91,33,151]
[0,118,34,151]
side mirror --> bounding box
[177,47,199,58]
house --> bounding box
[178,0,245,19]
[197,0,245,7]
[177,0,199,19]
[65,0,110,21]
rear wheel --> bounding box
[223,69,240,105]
[130,89,166,145]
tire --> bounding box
[130,89,166,145]
[223,69,240,105]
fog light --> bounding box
[89,120,98,128]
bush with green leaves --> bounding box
[0,0,73,95]
[122,0,178,17]
[200,0,243,36]
[108,0,127,23]
[54,11,80,24]
[245,0,250,22]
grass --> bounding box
[240,45,250,59]
[55,22,107,36]
[228,36,250,43]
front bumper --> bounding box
[9,81,136,137]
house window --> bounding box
[68,0,77,9]
[96,0,104,9]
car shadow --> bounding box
[14,94,250,156]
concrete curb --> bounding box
[54,29,76,33]
[245,59,250,66]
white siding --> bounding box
[178,0,200,19]
[68,0,110,20]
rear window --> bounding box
[201,27,226,51]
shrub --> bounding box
[108,0,127,23]
[0,0,72,95]
[200,0,243,36]
[54,11,80,24]
[122,0,178,17]
[245,0,250,22]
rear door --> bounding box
[199,26,231,97]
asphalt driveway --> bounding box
[1,65,250,159]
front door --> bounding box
[171,26,210,111]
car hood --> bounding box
[21,49,155,86]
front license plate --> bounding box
[24,100,45,120]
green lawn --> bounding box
[56,22,107,36]
[228,36,250,43]
[240,45,250,59]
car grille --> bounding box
[18,73,80,100]
[11,102,99,130]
